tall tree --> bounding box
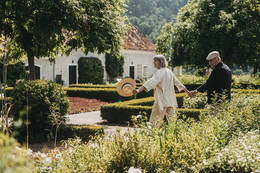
[126,0,188,42]
[0,0,126,80]
[105,53,124,81]
[157,0,259,72]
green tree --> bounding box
[159,0,259,72]
[0,0,126,80]
[105,53,124,81]
[78,57,104,84]
[126,0,188,42]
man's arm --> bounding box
[197,69,217,93]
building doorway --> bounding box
[129,66,135,79]
[25,65,40,79]
[69,65,77,84]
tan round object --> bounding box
[116,78,136,97]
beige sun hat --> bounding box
[117,78,136,97]
[206,51,220,60]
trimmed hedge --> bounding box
[69,84,116,88]
[78,57,104,84]
[11,80,69,143]
[100,94,208,124]
[58,125,104,142]
[64,87,153,102]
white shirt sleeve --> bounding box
[173,74,186,91]
[143,70,162,91]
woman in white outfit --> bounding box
[133,55,191,127]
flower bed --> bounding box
[68,97,111,114]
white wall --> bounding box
[25,50,186,86]
[121,49,156,80]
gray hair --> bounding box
[153,55,167,68]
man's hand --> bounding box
[189,90,198,98]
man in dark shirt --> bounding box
[191,51,232,104]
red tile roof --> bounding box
[121,24,156,51]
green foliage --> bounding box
[100,94,206,124]
[157,0,260,72]
[105,53,124,81]
[0,0,126,79]
[199,130,260,173]
[78,57,104,84]
[126,0,188,42]
[11,80,69,142]
[0,133,36,173]
[34,94,259,172]
[156,22,174,58]
[58,125,104,142]
[183,94,207,109]
[69,84,116,88]
[64,87,153,102]
[0,61,26,86]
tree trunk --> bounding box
[27,52,36,80]
[3,64,7,85]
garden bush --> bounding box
[100,94,207,124]
[11,80,69,143]
[58,125,104,142]
[0,133,36,173]
[199,130,260,173]
[78,57,104,84]
[34,94,260,172]
[64,87,153,102]
[0,61,26,86]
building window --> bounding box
[137,64,142,79]
[143,66,148,78]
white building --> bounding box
[25,25,181,86]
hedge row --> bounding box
[64,87,153,102]
[4,87,260,104]
[70,83,260,90]
[58,125,104,142]
[69,83,143,88]
[69,84,116,88]
[100,94,208,124]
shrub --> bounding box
[0,133,36,173]
[0,61,26,86]
[64,87,153,102]
[105,53,124,81]
[183,94,207,108]
[199,130,260,173]
[100,94,207,124]
[58,125,104,142]
[78,57,104,84]
[11,80,69,143]
[35,94,260,172]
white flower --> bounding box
[40,153,47,158]
[56,153,62,159]
[136,115,142,118]
[43,157,52,164]
[203,159,209,165]
[27,148,33,155]
[15,146,22,151]
[128,167,142,173]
